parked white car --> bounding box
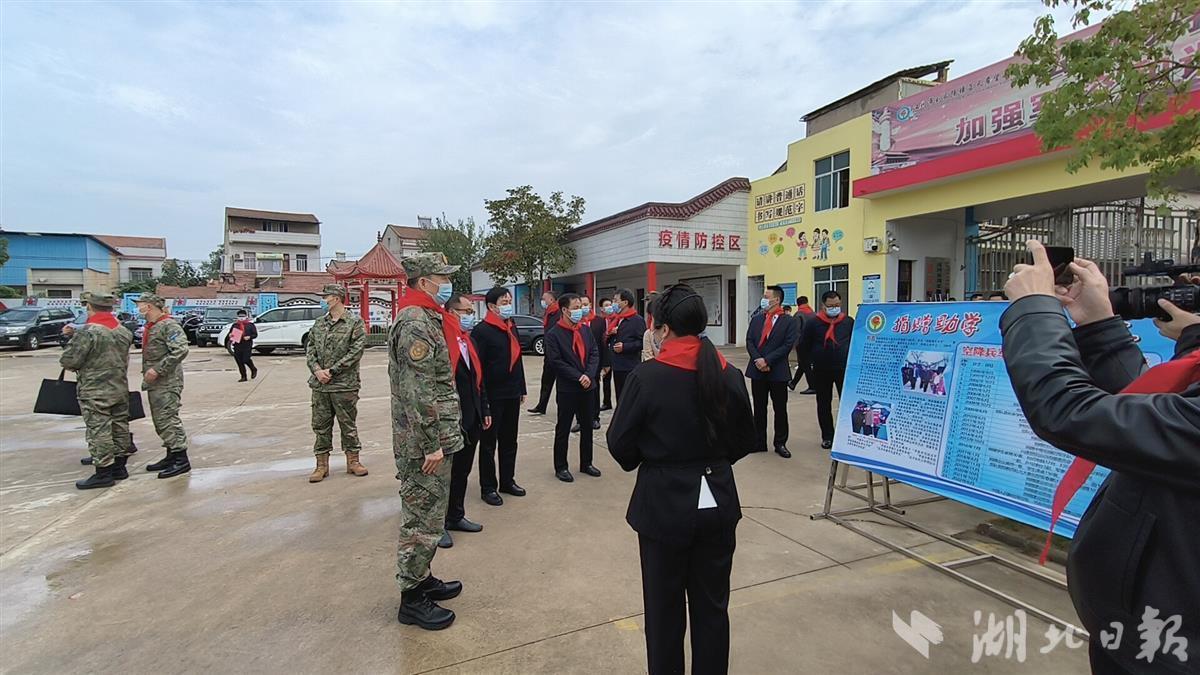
[218,304,321,355]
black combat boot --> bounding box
[417,574,463,601]
[76,464,116,490]
[146,454,174,472]
[397,588,455,630]
[157,451,191,479]
[80,457,93,466]
[111,455,130,480]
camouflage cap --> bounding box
[402,252,459,280]
[83,291,116,308]
[135,292,166,308]
[320,284,347,299]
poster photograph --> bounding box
[679,275,722,326]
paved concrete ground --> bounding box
[0,344,1090,674]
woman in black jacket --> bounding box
[231,309,258,382]
[607,284,755,675]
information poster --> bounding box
[680,275,723,326]
[833,302,1175,538]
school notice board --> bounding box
[832,302,1176,538]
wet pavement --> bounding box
[0,344,1090,673]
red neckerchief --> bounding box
[797,304,814,315]
[607,307,637,336]
[483,310,520,372]
[656,335,727,371]
[143,314,169,338]
[398,290,481,391]
[816,311,845,346]
[1039,351,1200,565]
[556,316,587,367]
[542,301,559,330]
[86,312,119,329]
[758,306,784,347]
[234,319,252,330]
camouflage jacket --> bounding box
[306,311,366,392]
[60,324,133,403]
[141,317,188,390]
[389,306,463,462]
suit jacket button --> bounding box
[705,467,712,475]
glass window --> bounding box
[814,264,850,304]
[256,309,284,323]
[284,308,310,322]
[814,151,850,212]
[257,258,282,276]
[130,268,153,281]
[38,310,51,320]
[243,252,257,271]
[294,254,308,272]
[52,309,74,320]
[514,316,539,328]
[305,307,322,321]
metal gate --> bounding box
[973,200,1199,292]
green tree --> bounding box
[1006,0,1200,201]
[418,213,487,293]
[200,245,224,281]
[0,237,9,269]
[159,258,205,287]
[481,186,585,312]
[116,278,158,295]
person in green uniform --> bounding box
[306,284,368,483]
[136,293,192,478]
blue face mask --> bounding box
[498,304,515,319]
[825,307,842,317]
[760,298,770,310]
[434,282,453,305]
[541,299,550,309]
[569,308,585,323]
[459,313,477,331]
[604,305,615,315]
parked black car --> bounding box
[196,307,248,347]
[116,311,140,335]
[0,307,73,350]
[511,314,547,356]
[179,312,204,345]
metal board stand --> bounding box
[811,459,1088,637]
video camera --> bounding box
[1109,253,1200,321]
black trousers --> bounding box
[789,345,812,389]
[750,379,789,451]
[812,367,846,442]
[638,510,736,675]
[613,369,632,405]
[553,387,593,472]
[534,356,555,411]
[447,425,481,524]
[233,344,256,379]
[479,397,520,494]
[602,368,613,407]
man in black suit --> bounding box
[544,292,600,482]
[527,290,561,415]
[745,285,798,457]
[440,294,490,548]
[795,291,855,449]
[472,286,528,507]
[594,297,614,413]
[607,288,647,403]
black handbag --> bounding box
[34,369,147,421]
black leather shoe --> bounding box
[500,483,526,497]
[398,589,455,630]
[591,420,601,430]
[76,465,115,490]
[599,403,612,411]
[788,381,798,392]
[801,389,817,395]
[774,445,792,459]
[437,530,453,548]
[555,470,574,483]
[752,447,769,453]
[571,423,580,433]
[157,451,191,479]
[446,518,482,533]
[80,456,93,466]
[111,456,130,480]
[145,453,173,472]
[238,377,248,382]
[250,367,258,379]
[527,407,546,415]
[417,574,463,601]
[821,440,833,449]
[481,491,504,506]
[580,465,602,477]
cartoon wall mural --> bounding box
[757,224,847,261]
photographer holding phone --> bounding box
[1003,240,1200,673]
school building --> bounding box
[748,17,1200,310]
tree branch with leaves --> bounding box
[481,186,585,312]
[1006,0,1200,201]
[418,213,488,293]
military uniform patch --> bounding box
[409,340,430,361]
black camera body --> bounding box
[1109,254,1200,321]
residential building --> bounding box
[93,235,167,283]
[222,207,321,276]
[0,230,120,297]
[380,223,430,260]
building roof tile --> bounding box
[568,177,750,241]
[225,207,320,223]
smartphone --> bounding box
[1037,246,1075,286]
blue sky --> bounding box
[0,1,1081,264]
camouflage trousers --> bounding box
[148,386,188,453]
[395,455,451,591]
[80,396,131,468]
[311,390,361,455]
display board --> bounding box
[680,275,723,326]
[833,302,1176,538]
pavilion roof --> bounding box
[328,242,407,281]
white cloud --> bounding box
[106,84,187,120]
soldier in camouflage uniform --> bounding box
[391,252,465,631]
[61,292,134,490]
[306,284,368,483]
[135,293,192,479]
